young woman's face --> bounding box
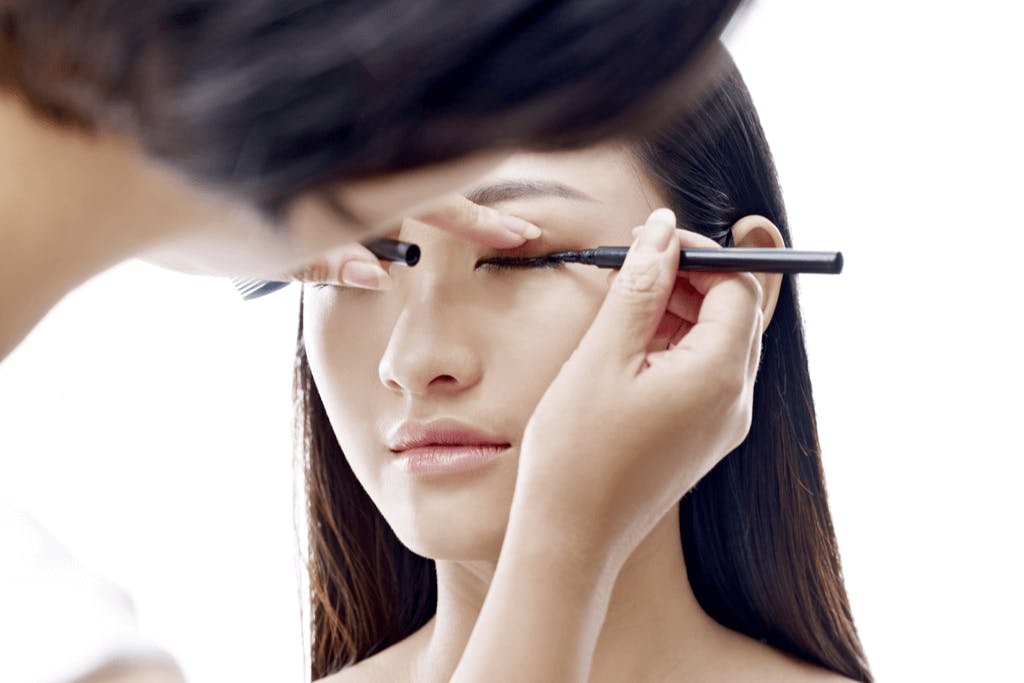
[302,144,667,560]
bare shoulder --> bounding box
[709,627,862,683]
[749,654,860,683]
[314,656,386,683]
[313,647,409,683]
[314,626,426,683]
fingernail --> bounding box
[636,209,676,252]
[502,215,542,240]
[341,261,392,290]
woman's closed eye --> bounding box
[308,253,567,288]
[475,253,568,271]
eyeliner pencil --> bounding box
[552,247,843,274]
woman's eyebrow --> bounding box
[462,178,601,206]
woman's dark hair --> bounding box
[295,44,873,681]
[632,49,872,682]
[0,0,739,215]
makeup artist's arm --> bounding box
[0,95,537,361]
[450,210,766,682]
[0,96,176,362]
[447,492,621,682]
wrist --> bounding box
[449,488,620,683]
[504,477,626,591]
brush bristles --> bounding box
[230,278,290,300]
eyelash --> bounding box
[308,255,565,288]
[475,255,566,271]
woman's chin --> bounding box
[396,526,506,563]
[389,504,510,563]
[380,453,518,561]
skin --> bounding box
[0,92,855,680]
[0,91,537,682]
[0,93,539,361]
[74,662,185,683]
[304,145,854,682]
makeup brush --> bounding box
[230,238,420,300]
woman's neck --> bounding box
[418,503,724,682]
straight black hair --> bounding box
[633,46,873,682]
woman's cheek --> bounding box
[484,274,608,388]
[527,266,609,330]
[304,294,389,404]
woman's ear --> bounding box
[730,215,785,332]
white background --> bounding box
[2,2,1022,681]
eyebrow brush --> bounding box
[541,247,843,274]
[230,237,420,300]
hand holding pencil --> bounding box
[234,236,842,300]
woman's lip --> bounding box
[388,419,510,452]
[393,444,512,476]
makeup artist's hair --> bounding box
[295,43,873,681]
[0,0,738,216]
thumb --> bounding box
[578,208,680,367]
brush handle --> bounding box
[365,237,421,266]
[586,247,843,274]
[231,238,421,300]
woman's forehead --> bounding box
[482,146,643,200]
[465,146,665,226]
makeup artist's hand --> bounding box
[284,193,541,290]
[512,208,765,578]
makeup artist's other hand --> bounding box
[514,208,764,577]
[283,194,541,290]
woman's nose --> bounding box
[377,304,483,397]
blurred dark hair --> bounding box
[0,0,740,214]
[295,44,874,680]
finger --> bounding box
[577,208,680,369]
[668,272,763,383]
[414,194,542,248]
[673,230,764,375]
[640,225,762,395]
[671,229,746,297]
[283,242,392,291]
[631,225,721,248]
[632,225,737,294]
[648,313,685,353]
[665,225,762,356]
[669,319,695,346]
[665,277,703,323]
